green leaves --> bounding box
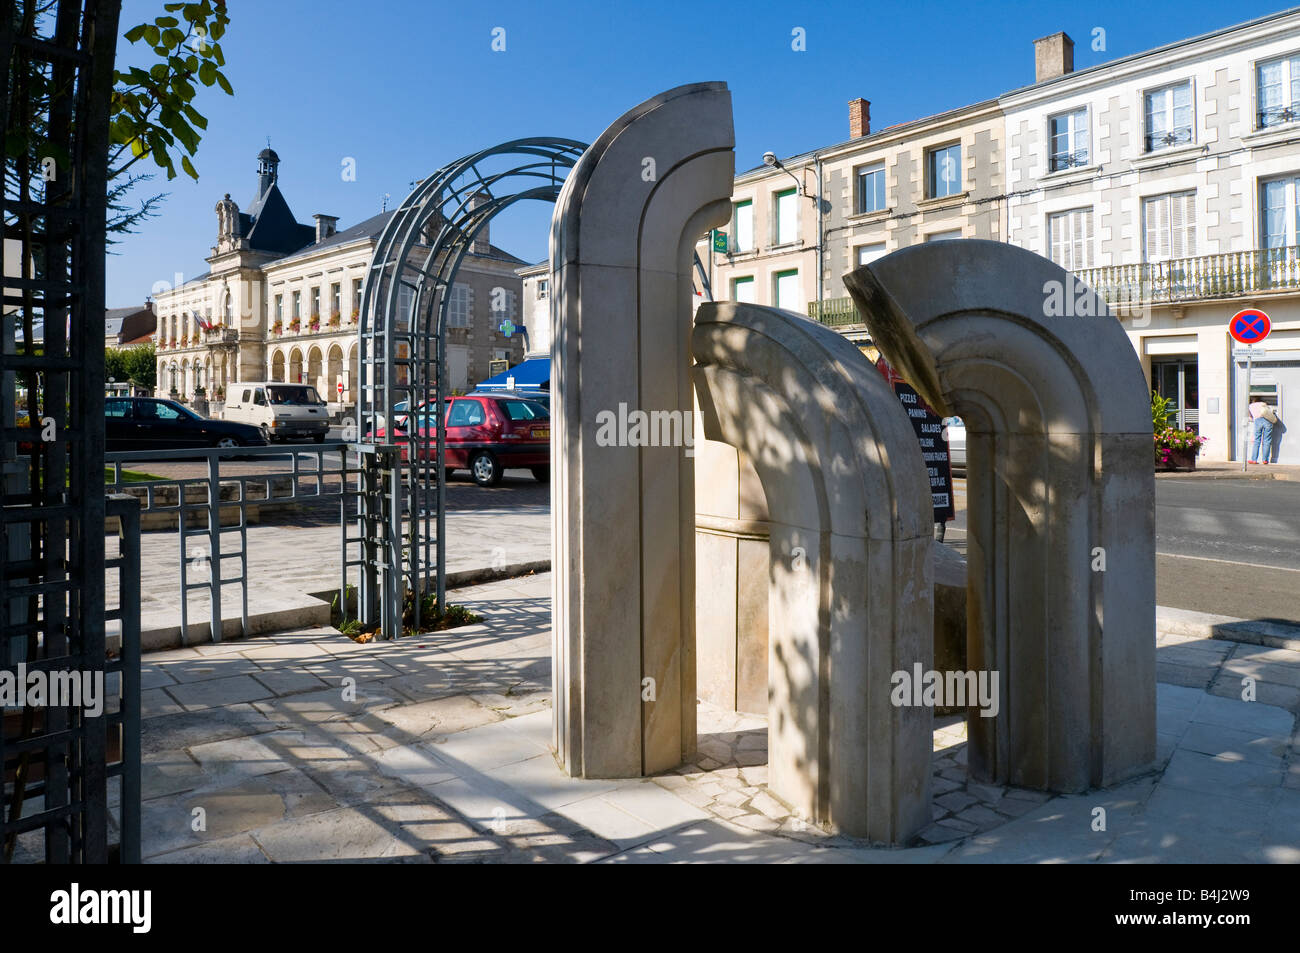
[110,1,234,183]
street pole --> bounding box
[1242,345,1253,472]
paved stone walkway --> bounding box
[117,572,1300,864]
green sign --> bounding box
[712,230,728,253]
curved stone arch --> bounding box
[307,345,324,392]
[692,300,935,842]
[551,82,735,779]
[844,239,1155,793]
[288,347,304,384]
[270,349,285,383]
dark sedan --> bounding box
[106,397,267,451]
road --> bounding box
[946,476,1300,625]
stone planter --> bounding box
[1157,447,1198,471]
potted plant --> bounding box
[349,306,359,325]
[328,309,341,328]
[1152,391,1206,470]
[289,316,301,333]
[271,319,283,336]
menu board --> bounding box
[875,358,955,523]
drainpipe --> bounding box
[814,153,824,314]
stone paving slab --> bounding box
[134,573,1300,864]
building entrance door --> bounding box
[1153,357,1198,433]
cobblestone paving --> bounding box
[653,704,1053,848]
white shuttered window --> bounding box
[1143,192,1196,261]
[774,190,798,245]
[1047,208,1094,270]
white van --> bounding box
[222,382,330,443]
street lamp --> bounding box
[762,150,807,197]
[761,150,825,314]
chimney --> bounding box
[848,98,871,139]
[468,191,491,256]
[1034,32,1074,83]
[313,214,338,244]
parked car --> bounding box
[471,388,549,411]
[942,416,966,470]
[374,393,550,486]
[222,382,330,443]
[105,397,267,451]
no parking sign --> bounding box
[1229,309,1270,345]
[1230,309,1271,471]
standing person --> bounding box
[1248,398,1276,464]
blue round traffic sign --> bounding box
[1229,309,1271,345]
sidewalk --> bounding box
[115,573,1300,864]
[111,496,550,649]
[1156,460,1300,481]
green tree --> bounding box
[6,1,234,238]
[105,342,157,391]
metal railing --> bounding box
[104,443,395,646]
[807,296,864,327]
[1076,246,1300,310]
[104,494,141,863]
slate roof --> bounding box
[269,210,528,267]
[242,181,315,255]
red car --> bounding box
[375,393,550,486]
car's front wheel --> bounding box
[313,432,327,444]
[470,451,502,487]
[214,436,241,449]
[260,424,272,444]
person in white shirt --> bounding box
[1248,399,1276,464]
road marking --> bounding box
[1156,552,1300,573]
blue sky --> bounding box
[107,0,1295,306]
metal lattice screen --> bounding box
[2,0,134,863]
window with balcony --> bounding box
[352,278,362,312]
[1047,208,1094,270]
[773,269,800,311]
[274,295,283,322]
[1144,81,1193,151]
[292,291,301,319]
[855,162,886,214]
[773,190,798,246]
[331,282,341,319]
[731,276,755,303]
[732,200,754,252]
[448,283,471,328]
[926,143,961,198]
[1143,191,1196,262]
[1048,108,1089,171]
[1261,176,1300,248]
[1257,54,1300,128]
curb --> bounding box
[130,560,551,654]
[1157,605,1300,652]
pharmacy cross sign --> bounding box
[1229,309,1271,345]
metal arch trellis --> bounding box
[355,138,588,637]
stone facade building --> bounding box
[1003,12,1300,464]
[702,95,1004,344]
[697,9,1300,464]
[150,149,525,410]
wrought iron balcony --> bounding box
[807,296,863,327]
[1075,246,1300,310]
